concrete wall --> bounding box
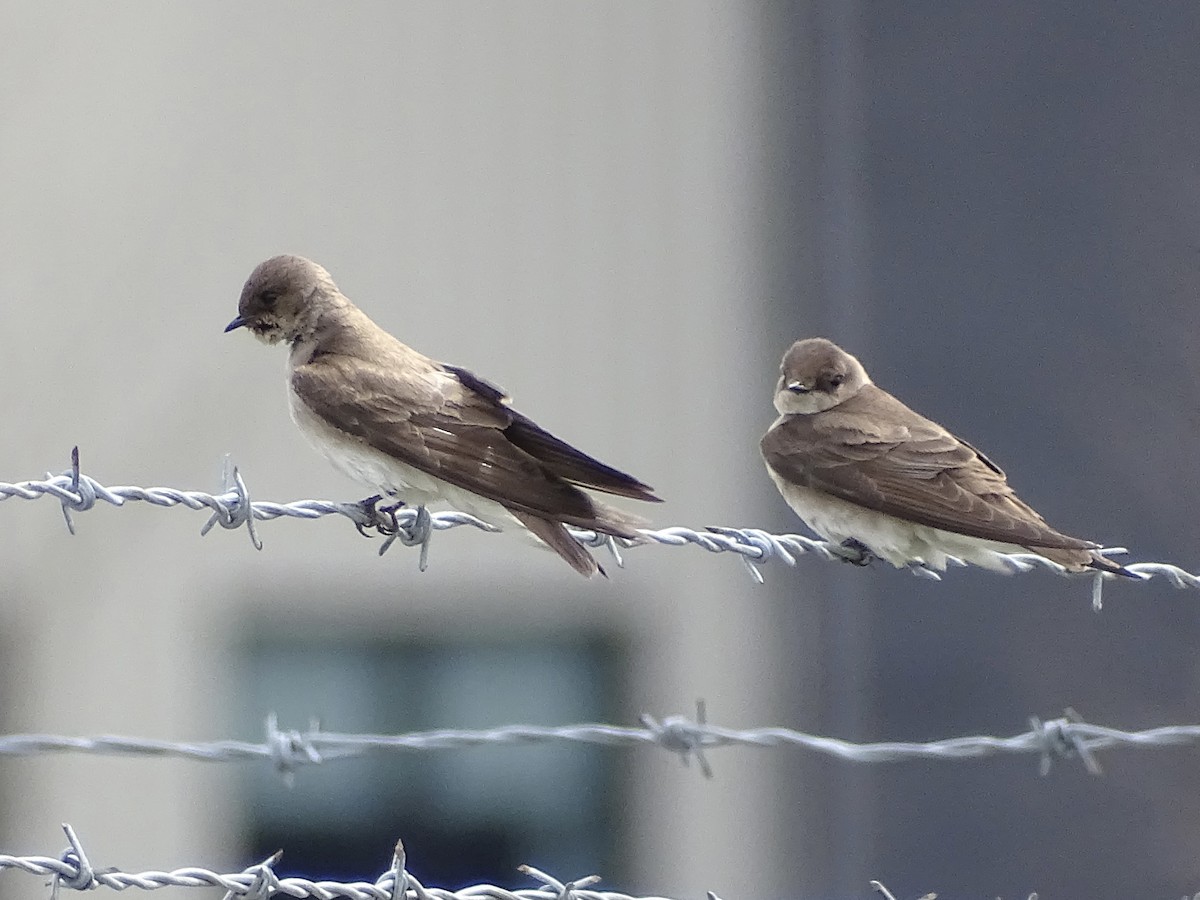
[0,5,791,899]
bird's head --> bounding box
[225,255,340,346]
[773,338,871,415]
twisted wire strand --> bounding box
[2,826,679,900]
[3,449,1196,605]
[0,707,1194,778]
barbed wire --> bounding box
[2,448,1196,608]
[2,704,1197,779]
[0,824,1043,900]
[2,825,705,900]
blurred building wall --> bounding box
[763,3,1200,898]
[4,3,1198,899]
[0,4,792,899]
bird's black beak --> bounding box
[224,316,247,333]
[786,381,810,394]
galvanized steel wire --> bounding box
[0,705,1193,779]
[3,452,1197,900]
[2,449,1195,608]
[5,826,682,900]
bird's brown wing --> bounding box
[760,386,1094,550]
[292,354,648,534]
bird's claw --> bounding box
[354,494,383,537]
[375,500,406,537]
[836,538,875,566]
[355,493,405,537]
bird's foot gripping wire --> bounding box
[354,493,406,537]
[834,537,876,566]
[350,496,436,571]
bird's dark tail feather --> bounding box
[1086,551,1139,579]
[1035,545,1138,578]
[503,412,662,503]
[512,511,603,578]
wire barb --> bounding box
[1031,708,1102,776]
[518,865,604,899]
[56,447,89,535]
[220,851,283,900]
[1,450,1196,594]
[264,713,323,785]
[381,839,432,900]
[640,700,713,778]
[51,824,97,897]
[199,456,262,549]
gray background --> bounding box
[1,3,1198,899]
[767,3,1200,897]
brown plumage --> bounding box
[227,254,661,576]
[761,338,1132,575]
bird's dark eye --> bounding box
[827,373,845,388]
[259,289,279,310]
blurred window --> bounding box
[230,631,624,890]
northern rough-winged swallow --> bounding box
[226,255,661,576]
[760,338,1131,576]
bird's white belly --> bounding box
[287,386,518,528]
[767,468,1024,572]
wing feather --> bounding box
[292,354,647,534]
[761,386,1093,550]
[441,362,660,501]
